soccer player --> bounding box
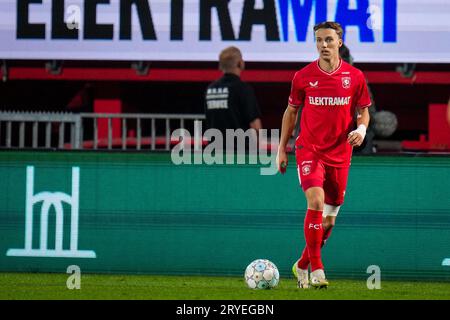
[276,21,371,289]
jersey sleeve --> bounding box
[288,72,305,108]
[355,71,372,108]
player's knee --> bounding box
[307,196,324,211]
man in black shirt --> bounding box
[204,46,262,137]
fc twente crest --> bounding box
[342,77,351,89]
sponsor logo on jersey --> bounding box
[308,96,351,106]
[309,81,318,88]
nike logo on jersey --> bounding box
[309,81,318,88]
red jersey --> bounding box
[288,59,371,167]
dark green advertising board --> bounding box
[0,151,449,280]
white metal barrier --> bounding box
[0,111,205,150]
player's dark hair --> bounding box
[313,21,344,39]
[339,43,353,64]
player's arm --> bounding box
[348,106,370,147]
[277,105,300,173]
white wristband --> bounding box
[353,124,367,141]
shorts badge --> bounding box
[302,164,311,176]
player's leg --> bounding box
[304,186,330,288]
[293,186,324,288]
[294,206,336,282]
[307,166,349,287]
[304,186,325,270]
[293,147,322,286]
[322,205,338,246]
[299,164,351,289]
[294,246,309,278]
[322,165,349,246]
[294,165,344,280]
[294,147,327,288]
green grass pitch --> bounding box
[1,272,449,300]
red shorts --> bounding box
[296,147,349,206]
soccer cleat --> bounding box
[292,260,309,289]
[310,269,329,289]
[291,261,298,278]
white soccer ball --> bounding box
[373,111,398,138]
[244,259,280,289]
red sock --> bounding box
[321,227,333,247]
[297,246,309,270]
[304,209,324,272]
[298,225,333,269]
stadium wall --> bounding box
[0,151,449,281]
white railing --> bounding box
[0,111,205,151]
